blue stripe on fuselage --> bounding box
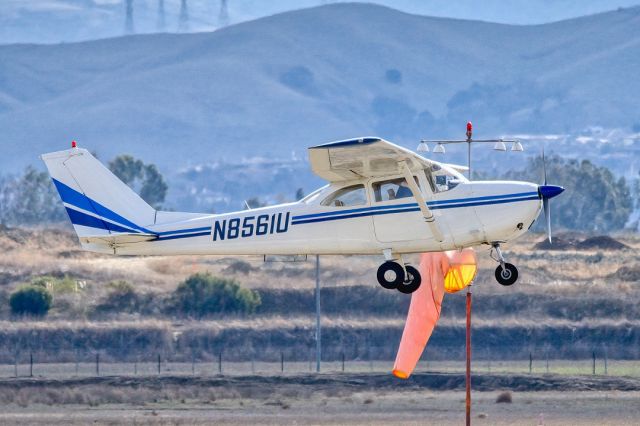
[292,191,538,222]
[156,227,211,236]
[291,193,539,225]
[156,231,212,241]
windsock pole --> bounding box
[466,286,472,426]
[465,121,473,426]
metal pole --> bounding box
[465,126,473,426]
[465,288,472,426]
[467,141,472,180]
[315,255,321,373]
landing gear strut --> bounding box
[491,243,518,286]
[376,261,421,294]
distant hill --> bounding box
[2,0,639,44]
[0,3,639,173]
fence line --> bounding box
[1,347,637,379]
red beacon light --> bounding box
[71,140,77,148]
[466,121,473,141]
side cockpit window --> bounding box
[425,164,462,193]
[372,178,416,202]
[321,185,367,207]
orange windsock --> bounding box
[392,249,477,379]
[392,252,448,379]
[444,249,478,294]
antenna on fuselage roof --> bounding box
[417,122,524,180]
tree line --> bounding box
[0,155,168,227]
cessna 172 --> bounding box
[41,136,563,294]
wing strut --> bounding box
[399,160,444,242]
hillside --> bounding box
[0,3,639,173]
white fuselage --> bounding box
[106,178,542,257]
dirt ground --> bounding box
[1,391,639,425]
[0,373,639,425]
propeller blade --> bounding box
[542,146,547,186]
[543,197,551,243]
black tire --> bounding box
[397,265,421,294]
[495,263,518,286]
[376,262,404,290]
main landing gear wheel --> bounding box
[376,261,404,290]
[495,263,518,286]
[376,262,422,294]
[397,265,421,294]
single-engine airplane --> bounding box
[42,135,563,294]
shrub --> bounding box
[92,281,148,316]
[9,285,53,317]
[170,273,260,318]
[496,391,512,403]
[31,275,81,294]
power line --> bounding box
[125,0,134,34]
[179,0,189,32]
[157,0,166,31]
[218,0,229,27]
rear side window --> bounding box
[321,185,367,207]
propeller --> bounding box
[538,147,564,243]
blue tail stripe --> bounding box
[52,178,152,234]
[53,179,97,214]
[65,208,135,234]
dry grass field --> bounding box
[2,225,639,294]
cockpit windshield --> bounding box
[424,163,466,193]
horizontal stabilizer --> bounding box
[80,233,158,246]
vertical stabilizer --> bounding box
[41,147,156,239]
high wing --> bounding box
[308,137,444,241]
[308,137,435,182]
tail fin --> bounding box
[41,147,156,240]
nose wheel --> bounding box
[491,243,519,286]
[495,263,518,286]
[377,261,421,294]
